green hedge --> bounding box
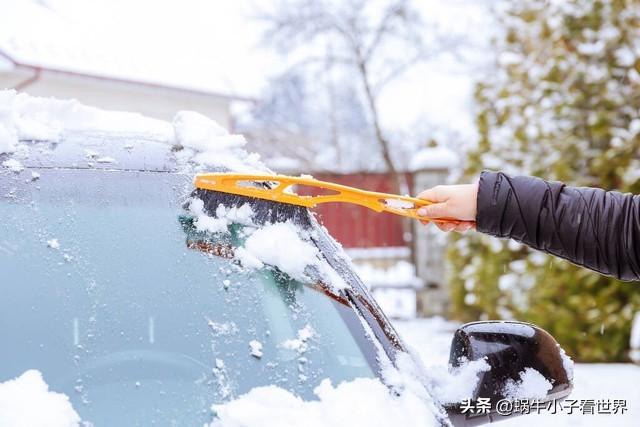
[448,0,640,362]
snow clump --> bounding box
[249,340,263,359]
[1,158,24,172]
[211,341,454,426]
[280,324,315,354]
[0,90,172,156]
[210,377,441,427]
[558,345,575,382]
[384,198,415,209]
[188,198,255,234]
[235,221,320,282]
[502,367,552,400]
[0,370,81,427]
[46,239,61,249]
[173,111,243,152]
[423,357,491,405]
[187,197,348,289]
[172,110,265,173]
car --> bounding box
[0,92,573,426]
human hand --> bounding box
[416,183,479,232]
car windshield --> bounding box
[0,168,378,425]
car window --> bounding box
[0,168,377,425]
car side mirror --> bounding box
[446,321,573,426]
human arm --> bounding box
[418,170,640,281]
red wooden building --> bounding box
[297,172,413,249]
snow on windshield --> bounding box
[209,349,503,427]
[0,91,507,425]
[210,377,439,427]
[0,370,81,427]
[211,351,448,427]
[235,222,320,282]
[0,91,325,285]
[188,195,348,289]
[280,324,315,354]
[189,197,256,234]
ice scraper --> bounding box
[194,173,451,222]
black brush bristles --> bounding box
[189,188,313,229]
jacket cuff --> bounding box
[476,170,504,237]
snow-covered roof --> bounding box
[0,370,81,427]
[0,48,253,101]
[0,0,268,100]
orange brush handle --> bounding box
[194,173,456,223]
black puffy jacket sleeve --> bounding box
[476,170,640,282]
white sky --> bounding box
[0,0,274,97]
[377,0,495,142]
[0,0,495,143]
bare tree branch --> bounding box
[255,0,463,190]
[362,0,412,61]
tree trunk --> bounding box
[357,60,408,195]
[357,59,412,249]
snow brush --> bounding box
[194,173,444,222]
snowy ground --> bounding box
[394,318,640,427]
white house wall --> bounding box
[0,68,232,129]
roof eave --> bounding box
[0,48,256,103]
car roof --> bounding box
[0,91,268,176]
[11,131,180,173]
